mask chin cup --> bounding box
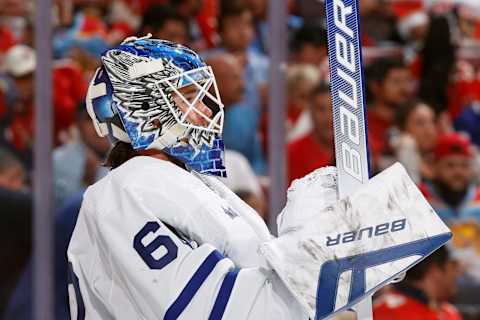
[164,137,227,177]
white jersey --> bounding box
[67,156,307,320]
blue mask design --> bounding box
[165,138,226,177]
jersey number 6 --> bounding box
[134,221,178,269]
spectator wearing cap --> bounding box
[373,246,462,320]
[0,44,35,169]
[0,45,87,170]
[0,0,29,53]
[420,133,480,223]
[397,10,430,64]
[397,11,429,47]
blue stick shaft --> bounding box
[324,1,373,319]
[325,0,370,199]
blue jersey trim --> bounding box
[164,250,225,320]
[209,268,240,320]
[68,262,85,320]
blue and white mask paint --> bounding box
[86,36,226,177]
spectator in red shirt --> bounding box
[287,82,334,185]
[374,246,462,320]
[285,64,319,142]
[0,45,35,168]
[420,133,480,224]
[365,58,414,168]
[1,45,87,170]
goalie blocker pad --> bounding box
[259,163,451,320]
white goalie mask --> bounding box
[86,36,227,176]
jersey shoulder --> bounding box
[82,156,235,249]
[85,156,218,210]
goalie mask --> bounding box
[86,36,226,177]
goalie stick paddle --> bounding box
[324,0,373,319]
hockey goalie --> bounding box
[67,29,451,320]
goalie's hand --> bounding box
[277,166,338,235]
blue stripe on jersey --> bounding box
[209,268,240,320]
[164,250,225,320]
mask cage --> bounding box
[155,65,224,136]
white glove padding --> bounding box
[260,163,452,320]
[277,166,338,236]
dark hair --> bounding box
[365,58,406,104]
[75,101,90,123]
[290,23,327,53]
[419,14,456,114]
[311,81,331,97]
[403,246,450,282]
[140,5,189,34]
[104,141,136,169]
[168,0,191,7]
[104,141,187,170]
[366,58,406,85]
[218,0,250,32]
[235,190,256,202]
[394,100,432,131]
[0,147,23,173]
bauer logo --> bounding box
[326,0,369,187]
[326,218,407,247]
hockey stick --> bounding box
[324,0,373,318]
[260,4,450,316]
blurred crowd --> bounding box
[1,0,480,319]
